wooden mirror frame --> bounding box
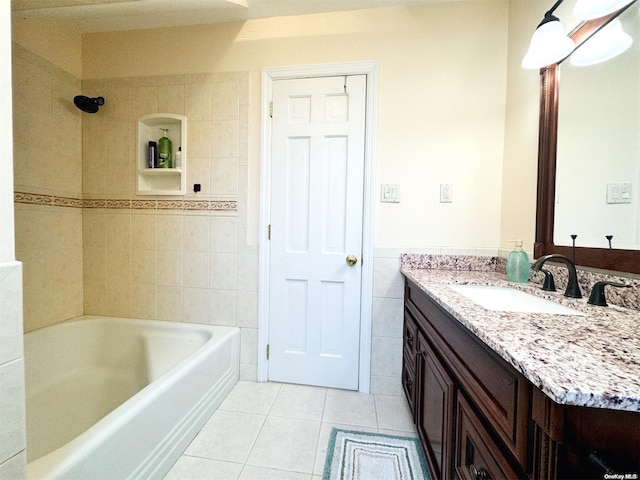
[534,4,640,274]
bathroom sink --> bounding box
[448,284,585,316]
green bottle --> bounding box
[158,128,172,168]
[506,240,530,283]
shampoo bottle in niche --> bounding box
[175,147,182,169]
[158,128,172,168]
[148,141,157,168]
[506,240,530,283]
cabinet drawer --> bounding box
[455,394,524,480]
[402,353,416,416]
[406,281,530,464]
[403,307,418,359]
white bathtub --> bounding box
[24,316,240,480]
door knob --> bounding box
[346,255,358,266]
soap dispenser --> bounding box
[158,128,172,168]
[506,240,530,283]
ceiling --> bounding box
[11,0,463,33]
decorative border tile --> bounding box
[53,196,83,208]
[14,192,54,206]
[132,200,157,209]
[106,199,132,209]
[157,200,183,210]
[83,199,106,209]
[184,200,211,211]
[211,201,238,211]
[14,191,237,212]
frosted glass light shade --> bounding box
[522,20,576,69]
[570,20,633,66]
[573,0,635,20]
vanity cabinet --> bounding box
[402,277,639,480]
[406,298,455,479]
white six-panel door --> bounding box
[267,75,367,390]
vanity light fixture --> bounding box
[573,0,636,20]
[522,0,576,69]
[570,19,633,66]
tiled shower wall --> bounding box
[13,45,258,380]
[12,43,84,332]
[79,71,257,380]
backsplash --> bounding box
[400,254,640,311]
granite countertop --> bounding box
[401,267,640,413]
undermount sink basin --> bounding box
[448,284,586,316]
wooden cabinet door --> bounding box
[417,330,455,480]
[455,393,524,480]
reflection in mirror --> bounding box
[554,6,640,250]
[535,2,640,273]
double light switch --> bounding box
[381,184,400,203]
[606,183,632,204]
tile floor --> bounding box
[163,381,418,480]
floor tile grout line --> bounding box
[238,412,268,476]
[241,382,282,470]
[373,393,381,432]
[312,389,329,477]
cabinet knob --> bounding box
[470,465,490,480]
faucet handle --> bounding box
[541,269,556,291]
[587,281,631,307]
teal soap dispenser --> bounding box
[506,240,530,283]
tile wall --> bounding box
[0,262,26,476]
[370,247,500,395]
[79,71,256,379]
[12,44,258,379]
[12,43,84,332]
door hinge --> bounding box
[266,344,270,360]
[269,101,273,118]
[268,224,271,240]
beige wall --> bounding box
[11,17,83,79]
[82,2,515,251]
[501,1,543,255]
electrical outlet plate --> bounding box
[440,184,453,203]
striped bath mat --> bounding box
[323,428,429,480]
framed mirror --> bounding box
[535,2,640,274]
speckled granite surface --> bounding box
[401,266,640,413]
[401,253,640,311]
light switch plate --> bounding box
[606,183,632,204]
[381,184,400,203]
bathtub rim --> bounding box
[25,315,240,479]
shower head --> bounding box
[73,95,104,114]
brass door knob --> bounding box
[346,255,358,266]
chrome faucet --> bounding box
[531,254,582,298]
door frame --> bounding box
[258,61,379,393]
